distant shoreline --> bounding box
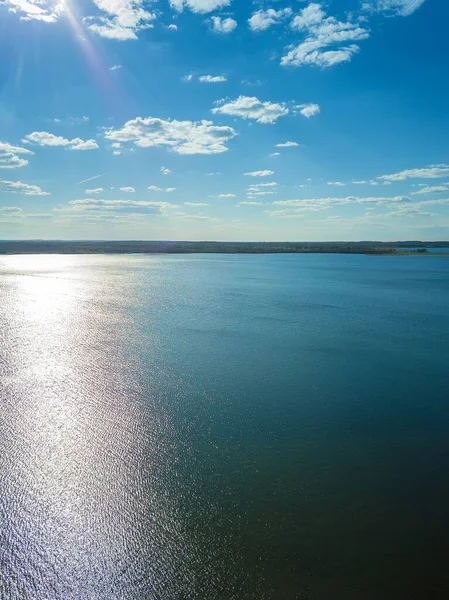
[1,241,448,256]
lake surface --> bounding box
[1,253,449,599]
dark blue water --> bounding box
[1,253,449,599]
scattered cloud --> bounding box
[161,166,171,175]
[352,180,379,185]
[85,187,104,194]
[104,117,237,154]
[0,179,50,195]
[170,0,231,14]
[219,193,236,198]
[61,198,177,216]
[212,96,289,124]
[240,201,262,205]
[182,73,194,81]
[199,75,227,83]
[4,0,64,23]
[23,131,98,150]
[411,185,449,195]
[120,186,135,192]
[373,0,426,17]
[168,24,178,31]
[148,185,176,192]
[248,8,292,32]
[0,141,33,169]
[378,165,449,181]
[109,64,122,71]
[84,0,156,41]
[244,170,274,177]
[327,181,345,186]
[185,202,209,206]
[282,3,369,68]
[276,141,300,148]
[210,16,237,33]
[296,103,320,118]
[269,152,281,157]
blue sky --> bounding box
[1,0,448,241]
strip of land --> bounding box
[0,241,448,255]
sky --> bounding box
[0,0,448,241]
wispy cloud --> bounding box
[77,173,105,185]
[276,141,300,148]
[170,0,231,14]
[199,75,227,83]
[85,187,104,194]
[0,141,33,169]
[282,3,369,68]
[244,170,274,177]
[4,0,64,23]
[0,179,50,195]
[411,185,449,195]
[378,165,449,181]
[372,0,426,17]
[23,132,98,150]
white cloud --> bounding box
[161,166,171,175]
[244,170,274,177]
[148,185,176,192]
[0,180,50,195]
[378,165,449,181]
[276,141,300,148]
[411,185,449,195]
[85,187,104,194]
[120,186,135,192]
[53,116,89,125]
[269,152,281,157]
[170,0,230,14]
[272,195,409,207]
[4,0,64,23]
[168,24,178,31]
[23,132,98,150]
[104,117,237,155]
[296,103,320,118]
[219,194,236,198]
[109,64,122,71]
[282,3,369,68]
[182,73,194,82]
[212,96,289,124]
[374,0,426,17]
[211,16,237,33]
[64,198,177,215]
[199,75,227,83]
[352,180,379,185]
[327,181,345,186]
[0,141,33,169]
[185,202,209,206]
[248,8,292,32]
[248,182,277,190]
[240,201,261,205]
[84,0,156,41]
[178,213,218,221]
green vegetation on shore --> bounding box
[0,241,448,255]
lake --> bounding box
[1,253,449,599]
